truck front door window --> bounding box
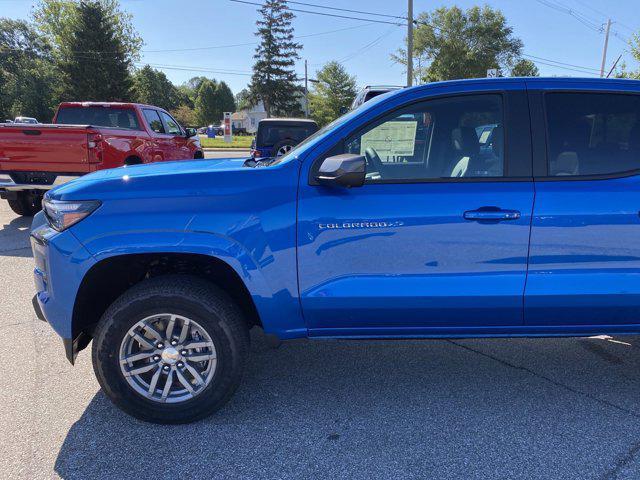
[143,109,164,134]
[160,112,182,136]
[344,94,504,182]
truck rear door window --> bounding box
[56,107,140,130]
[545,93,640,176]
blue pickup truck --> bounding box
[31,77,640,423]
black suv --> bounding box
[250,118,318,159]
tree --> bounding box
[33,0,141,101]
[133,65,180,110]
[171,105,197,127]
[511,59,539,77]
[614,35,640,79]
[235,88,251,110]
[33,0,142,62]
[217,81,236,114]
[0,18,59,121]
[194,79,220,126]
[309,61,357,126]
[249,0,302,117]
[393,6,523,83]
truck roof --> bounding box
[407,76,640,89]
[57,102,161,110]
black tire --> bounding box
[7,191,42,216]
[92,275,250,424]
[194,150,204,159]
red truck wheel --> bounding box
[7,192,42,217]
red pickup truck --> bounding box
[0,102,203,216]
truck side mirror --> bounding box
[185,127,198,138]
[315,154,365,188]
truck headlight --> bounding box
[42,198,101,231]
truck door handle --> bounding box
[463,207,521,222]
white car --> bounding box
[14,116,39,124]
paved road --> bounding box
[204,149,250,159]
[3,199,640,479]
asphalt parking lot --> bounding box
[4,200,640,480]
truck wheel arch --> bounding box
[72,252,262,351]
[124,155,143,166]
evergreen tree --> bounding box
[235,88,251,111]
[217,81,236,114]
[309,61,357,126]
[60,1,133,101]
[249,0,302,117]
[194,79,220,126]
[132,65,180,110]
[511,59,539,77]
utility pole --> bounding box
[304,59,309,118]
[407,0,413,87]
[600,18,612,78]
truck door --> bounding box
[142,109,169,162]
[160,111,191,160]
[297,88,535,334]
[525,88,640,327]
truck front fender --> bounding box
[78,229,306,339]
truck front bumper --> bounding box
[0,173,80,194]
[31,213,96,364]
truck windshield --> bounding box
[56,107,141,130]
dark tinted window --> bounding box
[257,123,317,146]
[56,107,140,130]
[545,93,640,176]
[143,109,164,134]
[344,94,504,182]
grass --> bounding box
[199,135,253,149]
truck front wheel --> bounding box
[7,191,43,216]
[92,275,250,424]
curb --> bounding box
[202,148,250,152]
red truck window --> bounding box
[160,111,182,135]
[143,109,165,134]
[56,107,140,130]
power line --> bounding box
[1,22,378,55]
[522,53,600,72]
[229,0,406,25]
[285,1,407,20]
[569,0,637,33]
[531,0,604,32]
[135,62,253,76]
[337,26,398,64]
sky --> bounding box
[2,0,639,95]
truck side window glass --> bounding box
[545,93,640,176]
[143,109,165,134]
[160,112,182,135]
[344,94,504,182]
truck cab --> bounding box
[31,77,640,423]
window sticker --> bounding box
[360,120,418,157]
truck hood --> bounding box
[78,158,249,182]
[47,156,297,202]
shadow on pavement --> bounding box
[54,330,640,479]
[0,214,33,258]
